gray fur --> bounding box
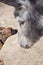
[14,0,43,48]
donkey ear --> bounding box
[29,0,36,4]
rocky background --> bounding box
[0,2,43,65]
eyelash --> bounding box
[16,5,26,10]
[17,6,22,10]
[18,7,22,10]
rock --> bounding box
[0,59,3,65]
[0,27,17,49]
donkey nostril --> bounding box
[14,12,19,17]
[26,44,30,48]
[21,21,24,24]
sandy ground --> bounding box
[0,3,43,65]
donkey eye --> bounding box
[18,6,22,10]
[18,5,26,10]
[17,5,26,10]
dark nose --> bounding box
[14,12,19,17]
[11,29,18,35]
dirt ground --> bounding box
[0,2,43,65]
